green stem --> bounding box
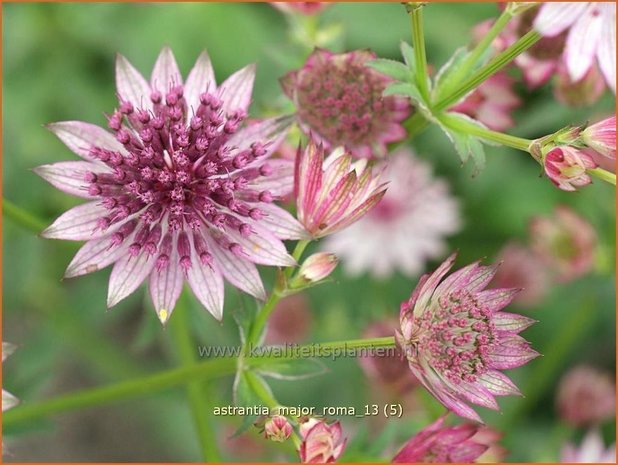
[3,198,47,233]
[3,357,237,428]
[588,168,617,186]
[170,294,222,462]
[247,240,310,346]
[435,29,541,112]
[409,6,430,102]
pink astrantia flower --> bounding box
[491,242,550,308]
[561,430,616,463]
[582,116,616,159]
[396,253,539,422]
[534,3,616,93]
[451,73,521,131]
[264,415,293,442]
[529,206,597,283]
[295,141,387,239]
[323,148,460,278]
[557,365,616,427]
[2,343,18,412]
[392,415,489,463]
[281,49,410,158]
[271,2,328,15]
[36,48,306,324]
[299,418,347,463]
[542,146,597,191]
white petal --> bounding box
[564,7,603,82]
[185,51,216,113]
[225,221,296,267]
[107,251,155,308]
[208,238,266,300]
[42,201,114,241]
[228,115,292,162]
[150,47,182,92]
[47,122,127,161]
[186,254,224,321]
[34,161,107,199]
[534,3,587,36]
[116,54,152,111]
[598,6,616,93]
[2,390,19,412]
[2,343,16,362]
[217,64,256,116]
[64,237,132,278]
[149,250,184,325]
[255,203,310,240]
[245,159,295,197]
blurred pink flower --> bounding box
[36,48,305,324]
[582,116,616,159]
[264,415,293,442]
[392,415,488,463]
[2,343,18,412]
[534,3,616,93]
[294,141,387,238]
[474,427,508,463]
[451,73,521,131]
[299,418,347,463]
[281,49,410,158]
[561,430,616,463]
[554,62,607,107]
[542,146,597,192]
[529,206,597,282]
[396,253,538,422]
[271,2,328,15]
[491,242,550,307]
[323,148,460,278]
[265,294,312,344]
[556,365,616,427]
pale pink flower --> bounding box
[294,141,387,239]
[554,62,607,107]
[542,146,597,191]
[264,415,293,442]
[556,365,616,427]
[451,73,521,131]
[36,48,305,324]
[281,49,410,158]
[323,148,460,278]
[561,430,616,463]
[534,2,616,93]
[299,418,347,463]
[2,343,18,412]
[474,427,508,463]
[271,2,328,15]
[582,116,616,159]
[491,242,550,307]
[529,206,597,282]
[396,253,538,422]
[392,415,489,463]
[264,294,312,344]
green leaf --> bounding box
[437,112,487,173]
[366,58,411,82]
[383,82,431,117]
[231,370,269,437]
[432,47,470,102]
[257,358,328,381]
[232,295,257,345]
[400,41,416,73]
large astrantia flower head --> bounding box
[295,140,387,239]
[2,343,18,412]
[392,415,489,463]
[281,49,410,159]
[396,254,539,422]
[36,48,306,324]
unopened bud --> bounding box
[264,415,293,442]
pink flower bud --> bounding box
[557,365,616,427]
[298,253,338,283]
[264,415,293,442]
[299,418,347,463]
[543,146,597,191]
[582,116,616,159]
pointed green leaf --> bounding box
[257,358,329,381]
[366,58,411,82]
[400,41,416,72]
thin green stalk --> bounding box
[435,29,541,112]
[409,6,430,102]
[3,357,237,428]
[170,294,222,462]
[588,168,617,186]
[3,198,46,233]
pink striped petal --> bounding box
[228,115,292,162]
[598,7,616,93]
[564,8,603,82]
[413,253,458,315]
[463,264,499,293]
[217,64,256,115]
[149,251,184,325]
[534,3,587,37]
[186,254,224,320]
[116,54,152,110]
[107,251,156,308]
[493,312,537,333]
[225,222,296,267]
[475,288,519,312]
[297,142,324,224]
[488,336,539,369]
[434,261,480,296]
[47,122,127,161]
[455,381,499,410]
[479,370,521,396]
[185,50,216,113]
[326,188,386,235]
[256,203,309,240]
[207,238,266,300]
[150,47,182,92]
[311,171,357,229]
[34,161,104,199]
[42,201,113,241]
[64,237,132,278]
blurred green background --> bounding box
[2,2,615,462]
